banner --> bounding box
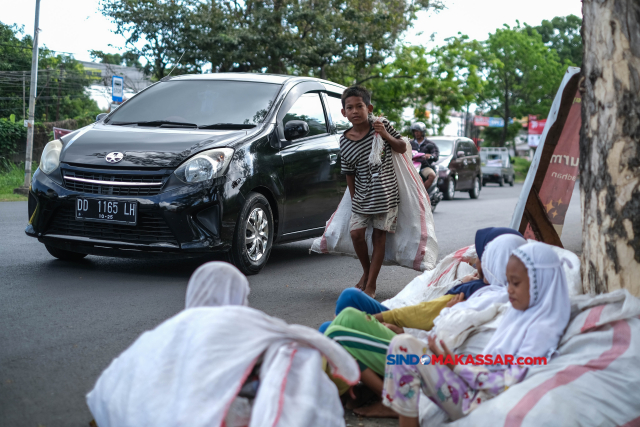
[473,116,490,126]
[528,118,547,135]
[527,134,541,147]
[524,91,581,239]
[53,127,72,139]
[488,117,504,127]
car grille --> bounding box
[46,205,178,246]
[62,170,167,196]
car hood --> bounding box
[59,124,248,168]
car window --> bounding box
[325,95,351,133]
[107,80,280,127]
[466,141,478,156]
[431,139,453,156]
[283,93,327,137]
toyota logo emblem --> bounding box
[105,152,124,163]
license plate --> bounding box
[75,198,138,225]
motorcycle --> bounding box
[412,151,443,213]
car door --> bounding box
[279,91,342,235]
[465,140,481,186]
[451,139,470,189]
[323,93,351,193]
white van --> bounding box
[480,147,515,186]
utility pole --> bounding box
[23,0,41,189]
[22,72,26,120]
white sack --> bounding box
[86,306,359,427]
[382,245,477,310]
[311,141,438,272]
[418,290,640,427]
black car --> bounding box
[26,73,353,274]
[430,136,482,200]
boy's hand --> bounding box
[373,121,392,141]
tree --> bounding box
[0,22,101,122]
[100,0,198,80]
[526,15,582,67]
[480,24,565,146]
[581,0,640,297]
[90,49,143,68]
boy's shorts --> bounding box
[349,206,398,233]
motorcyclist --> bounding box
[410,122,439,190]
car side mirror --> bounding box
[284,120,310,141]
[96,113,108,122]
[456,150,465,158]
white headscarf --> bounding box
[482,242,571,361]
[185,262,250,308]
[451,234,526,312]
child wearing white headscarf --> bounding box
[185,262,250,308]
[381,241,571,424]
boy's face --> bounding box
[342,96,373,126]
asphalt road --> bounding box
[0,183,583,427]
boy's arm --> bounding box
[372,121,407,153]
[346,174,356,199]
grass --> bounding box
[0,159,36,202]
[513,157,532,182]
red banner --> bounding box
[473,116,490,127]
[528,119,547,135]
[524,91,581,239]
[53,127,72,139]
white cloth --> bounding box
[449,234,527,313]
[185,262,250,308]
[86,307,359,427]
[482,242,571,361]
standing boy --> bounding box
[339,86,407,298]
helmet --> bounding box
[410,122,427,134]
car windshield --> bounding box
[107,80,281,128]
[430,139,453,156]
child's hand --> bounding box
[383,322,404,334]
[373,120,391,141]
[427,335,455,370]
[446,293,465,307]
[460,271,479,283]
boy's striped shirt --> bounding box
[340,118,401,215]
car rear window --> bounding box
[107,80,281,127]
[430,139,453,156]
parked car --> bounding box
[26,73,352,275]
[430,136,481,200]
[480,147,515,187]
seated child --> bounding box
[382,242,571,425]
[323,233,527,416]
[319,227,524,334]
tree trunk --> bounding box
[581,0,640,296]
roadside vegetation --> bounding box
[513,157,532,182]
[0,159,32,201]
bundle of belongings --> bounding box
[86,262,359,427]
[310,138,439,272]
[375,232,640,426]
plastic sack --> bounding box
[311,140,438,272]
[368,115,386,165]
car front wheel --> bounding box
[45,245,88,261]
[229,192,274,275]
[509,175,514,187]
[443,178,456,200]
[469,177,480,199]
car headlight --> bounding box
[40,140,63,174]
[174,148,234,184]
